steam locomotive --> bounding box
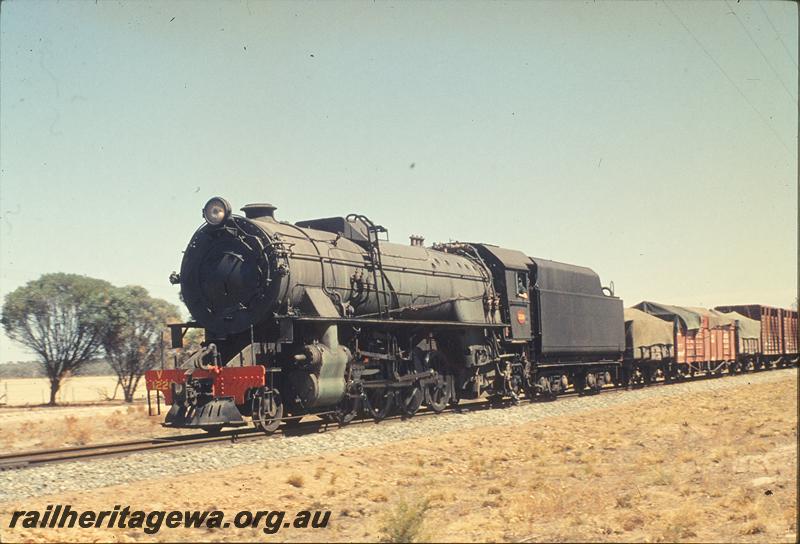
[145,197,625,432]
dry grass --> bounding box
[286,474,305,488]
[0,403,183,452]
[379,498,430,543]
[63,415,93,445]
[0,372,795,543]
[0,376,147,406]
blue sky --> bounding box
[1,0,797,362]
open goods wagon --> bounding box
[714,304,799,366]
[632,302,737,372]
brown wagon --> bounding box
[782,309,798,355]
[632,302,737,377]
[714,304,799,367]
[710,309,761,358]
[680,307,737,365]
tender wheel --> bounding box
[424,381,448,413]
[399,386,423,417]
[253,389,283,434]
[572,374,586,394]
[522,376,538,400]
[365,388,394,421]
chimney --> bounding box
[241,203,277,221]
[410,235,425,247]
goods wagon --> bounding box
[710,309,761,357]
[632,302,736,376]
[622,307,674,384]
[623,307,674,361]
[714,305,799,367]
[623,305,762,381]
[782,310,798,355]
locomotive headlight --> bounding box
[202,197,231,226]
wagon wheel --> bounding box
[399,386,423,417]
[253,389,283,434]
[424,380,448,413]
[365,388,394,421]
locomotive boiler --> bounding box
[146,197,625,432]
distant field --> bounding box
[0,376,146,406]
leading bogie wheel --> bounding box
[253,389,283,434]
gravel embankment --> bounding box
[1,368,795,502]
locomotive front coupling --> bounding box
[164,372,247,429]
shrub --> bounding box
[379,498,430,543]
[286,474,304,488]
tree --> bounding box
[175,327,204,367]
[1,273,114,405]
[103,286,180,402]
[183,327,205,352]
[157,326,205,369]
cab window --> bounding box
[516,272,529,298]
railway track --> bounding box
[0,367,783,471]
[0,396,574,470]
[0,399,490,471]
[0,429,265,471]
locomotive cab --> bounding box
[471,244,533,342]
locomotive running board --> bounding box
[291,316,508,328]
[537,361,622,368]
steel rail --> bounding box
[0,366,789,471]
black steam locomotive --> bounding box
[146,197,624,432]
